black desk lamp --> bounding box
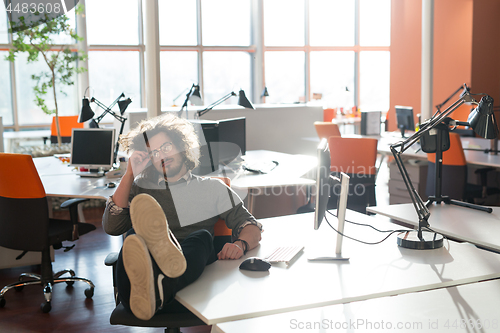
[178,84,203,119]
[390,84,498,250]
[198,89,254,117]
[78,92,131,166]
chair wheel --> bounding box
[41,301,52,313]
[66,281,75,286]
[84,288,94,298]
[0,297,5,308]
[14,286,24,291]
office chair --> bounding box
[426,132,499,204]
[314,121,341,140]
[50,115,83,144]
[0,153,96,313]
[327,136,378,214]
[105,177,234,333]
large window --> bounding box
[2,0,391,130]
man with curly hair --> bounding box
[103,113,262,320]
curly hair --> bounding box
[119,113,200,171]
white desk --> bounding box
[3,130,51,153]
[373,132,500,168]
[213,278,500,332]
[176,210,500,325]
[33,156,118,199]
[367,203,500,253]
[201,150,317,215]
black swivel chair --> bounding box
[0,153,96,313]
[105,177,234,333]
[426,132,500,204]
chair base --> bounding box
[0,268,95,313]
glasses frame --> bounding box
[148,141,174,160]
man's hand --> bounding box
[218,242,244,260]
[128,151,151,177]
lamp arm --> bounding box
[92,97,127,124]
[198,92,236,117]
[435,85,465,113]
[390,146,430,235]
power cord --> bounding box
[324,210,410,245]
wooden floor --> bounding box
[0,207,211,333]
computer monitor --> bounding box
[190,117,246,175]
[395,106,415,137]
[70,128,116,176]
[309,138,350,261]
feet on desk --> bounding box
[130,193,187,279]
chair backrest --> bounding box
[323,108,335,122]
[426,132,466,166]
[314,121,341,140]
[0,153,50,251]
[211,177,232,237]
[426,132,467,200]
[51,115,83,144]
[328,136,378,175]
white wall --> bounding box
[118,104,323,156]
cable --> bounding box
[327,210,407,234]
[324,213,407,245]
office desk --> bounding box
[206,150,317,215]
[33,156,117,199]
[213,278,500,332]
[176,210,500,325]
[372,133,500,168]
[367,203,500,253]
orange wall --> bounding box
[389,0,422,131]
[433,0,473,123]
[471,0,500,103]
[389,0,500,131]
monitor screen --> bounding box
[395,106,414,137]
[70,128,116,170]
[311,138,350,261]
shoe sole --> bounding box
[130,193,187,278]
[123,234,155,321]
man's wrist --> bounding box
[233,239,249,255]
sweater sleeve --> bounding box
[102,183,139,236]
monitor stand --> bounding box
[77,169,105,178]
[308,210,350,261]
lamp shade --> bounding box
[238,89,255,109]
[261,87,269,97]
[189,85,203,106]
[118,98,132,115]
[468,95,499,139]
[78,98,95,123]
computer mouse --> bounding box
[107,182,116,188]
[239,257,271,271]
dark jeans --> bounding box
[116,229,218,314]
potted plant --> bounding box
[6,5,87,147]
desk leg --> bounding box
[247,189,255,214]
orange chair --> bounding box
[314,121,341,140]
[0,153,96,312]
[327,136,378,213]
[323,108,335,122]
[50,115,83,144]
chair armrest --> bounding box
[60,198,90,241]
[105,252,119,267]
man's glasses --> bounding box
[148,142,174,159]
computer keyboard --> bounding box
[265,245,304,265]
